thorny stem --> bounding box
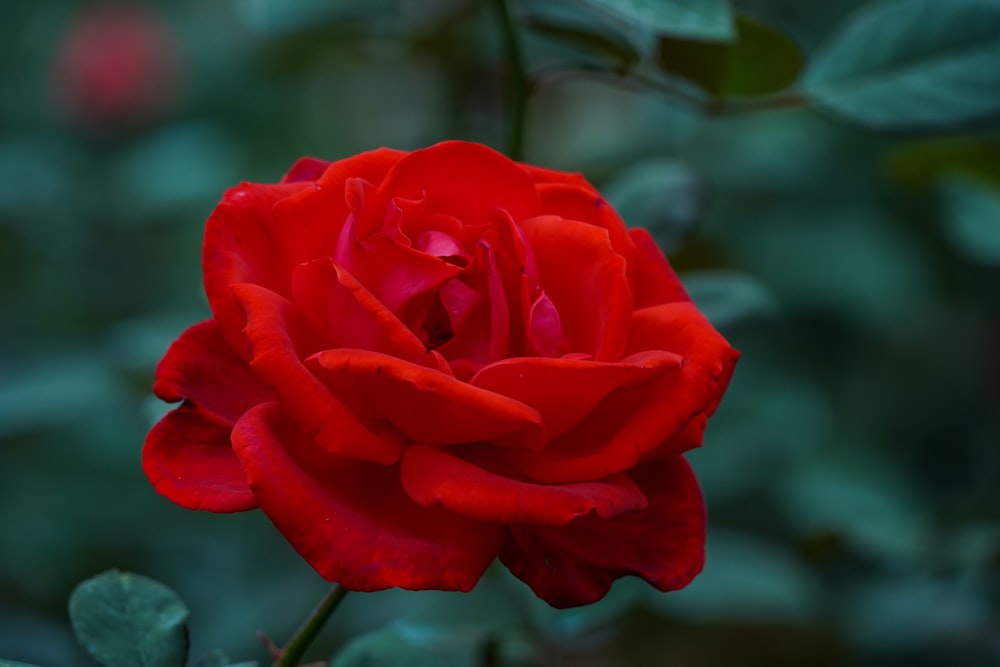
[272,585,349,667]
[493,0,529,161]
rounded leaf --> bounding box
[804,0,1000,131]
[69,570,189,667]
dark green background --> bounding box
[2,0,999,665]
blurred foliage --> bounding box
[2,0,999,665]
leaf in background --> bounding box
[69,570,190,667]
[890,136,1000,187]
[330,622,536,667]
[683,270,781,330]
[577,0,735,41]
[939,175,1000,266]
[647,529,825,622]
[524,10,641,73]
[603,159,706,253]
[657,14,804,98]
[0,661,47,667]
[803,0,1000,131]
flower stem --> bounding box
[493,0,528,161]
[273,585,348,667]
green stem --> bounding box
[493,0,528,161]
[273,585,348,667]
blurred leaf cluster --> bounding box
[2,0,999,665]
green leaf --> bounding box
[524,11,641,72]
[657,14,804,97]
[577,0,735,41]
[0,660,47,667]
[683,270,781,330]
[69,570,190,667]
[939,175,1000,266]
[804,0,1000,131]
[603,159,705,253]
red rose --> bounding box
[51,3,184,127]
[144,141,737,608]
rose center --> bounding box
[420,295,455,350]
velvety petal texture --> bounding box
[144,140,738,607]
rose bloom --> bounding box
[144,141,737,608]
[50,3,183,126]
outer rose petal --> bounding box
[519,216,631,361]
[152,319,270,424]
[143,402,256,512]
[307,349,543,449]
[204,148,405,358]
[233,283,407,465]
[232,402,505,592]
[470,353,682,441]
[281,157,330,183]
[508,304,736,483]
[518,163,591,188]
[629,227,690,308]
[534,181,638,281]
[400,445,647,526]
[203,181,310,358]
[500,457,705,608]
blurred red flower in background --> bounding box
[50,2,184,127]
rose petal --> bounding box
[436,234,510,364]
[518,215,631,360]
[626,302,738,373]
[500,457,705,608]
[371,141,543,230]
[290,258,447,373]
[534,182,637,277]
[401,445,647,526]
[152,319,270,424]
[629,227,690,308]
[470,352,681,441]
[281,157,331,184]
[525,291,570,358]
[628,302,738,416]
[307,348,544,449]
[519,163,591,188]
[505,305,735,482]
[232,402,505,592]
[203,181,311,358]
[233,283,406,464]
[205,148,407,358]
[333,225,462,316]
[143,402,256,512]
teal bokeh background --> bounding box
[2,1,999,665]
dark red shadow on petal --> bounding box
[471,353,681,441]
[232,402,505,592]
[143,403,257,512]
[400,445,647,526]
[308,349,543,449]
[500,457,705,608]
[153,319,271,424]
[233,283,406,465]
[519,215,631,361]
